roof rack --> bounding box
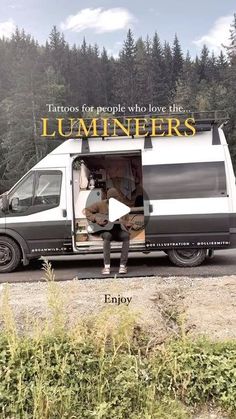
[62,110,229,139]
[109,110,229,124]
[181,110,229,124]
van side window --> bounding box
[33,172,62,207]
[143,162,227,199]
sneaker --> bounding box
[102,267,110,275]
[119,266,127,274]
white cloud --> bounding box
[61,7,135,33]
[0,19,16,38]
[9,3,22,9]
[193,15,232,53]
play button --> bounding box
[108,198,130,222]
[84,179,148,239]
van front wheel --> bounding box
[167,248,207,267]
[0,237,21,273]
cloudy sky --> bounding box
[0,0,235,57]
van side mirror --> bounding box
[1,193,9,212]
[10,197,20,211]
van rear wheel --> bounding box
[0,237,21,273]
[167,248,207,267]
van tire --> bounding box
[0,237,21,273]
[167,248,207,267]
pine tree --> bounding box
[1,30,42,187]
[48,26,66,66]
[0,39,12,102]
[217,51,228,82]
[172,34,183,87]
[115,29,137,107]
[162,41,173,102]
[151,33,165,105]
[196,44,210,81]
[175,51,197,111]
[47,26,70,95]
[66,44,81,105]
[225,14,236,164]
[100,48,114,105]
[135,38,151,106]
[209,52,218,80]
[144,36,153,104]
[227,13,236,60]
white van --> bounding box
[0,115,235,273]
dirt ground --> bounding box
[0,274,236,341]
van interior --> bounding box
[72,152,145,250]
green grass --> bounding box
[0,261,235,418]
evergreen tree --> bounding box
[67,44,81,105]
[162,41,173,102]
[217,51,228,82]
[135,38,151,106]
[1,30,42,187]
[99,48,114,105]
[175,51,197,111]
[144,36,153,103]
[208,52,218,80]
[0,39,12,102]
[225,14,236,164]
[47,26,70,99]
[196,44,211,81]
[48,26,67,71]
[151,33,165,105]
[115,29,137,107]
[172,34,183,86]
[227,13,236,59]
[76,39,90,106]
[86,44,104,106]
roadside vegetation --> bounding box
[0,261,235,418]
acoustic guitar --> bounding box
[87,214,144,234]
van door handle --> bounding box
[62,209,67,218]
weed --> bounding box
[0,264,234,418]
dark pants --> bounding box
[100,225,129,266]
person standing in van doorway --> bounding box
[85,188,131,275]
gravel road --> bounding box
[0,272,235,342]
[0,249,236,283]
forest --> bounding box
[0,14,236,193]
